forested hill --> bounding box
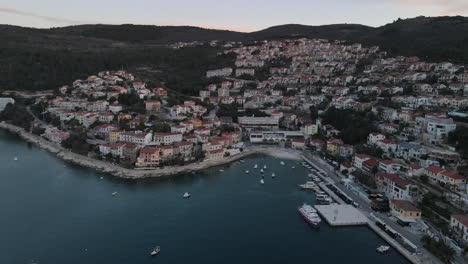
[1,16,468,92]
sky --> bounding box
[1,0,468,32]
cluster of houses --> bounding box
[26,38,468,246]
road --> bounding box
[302,150,444,264]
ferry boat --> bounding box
[254,164,258,169]
[150,246,161,256]
[299,182,318,190]
[376,245,390,253]
[183,192,191,199]
[298,203,321,225]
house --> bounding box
[450,215,468,244]
[136,147,161,167]
[292,139,306,150]
[153,132,183,145]
[206,149,225,161]
[119,132,152,145]
[379,160,403,174]
[367,133,385,145]
[173,141,194,157]
[376,139,397,153]
[339,162,355,175]
[352,154,370,170]
[123,144,139,162]
[310,139,325,151]
[145,100,161,112]
[396,142,427,160]
[390,200,422,221]
[377,173,419,201]
[407,164,424,178]
[302,123,318,136]
[362,158,379,174]
[326,138,343,155]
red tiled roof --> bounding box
[391,200,420,212]
[451,214,468,227]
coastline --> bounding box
[0,122,302,179]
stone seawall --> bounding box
[0,122,301,179]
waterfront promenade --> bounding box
[0,122,301,179]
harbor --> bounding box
[0,129,410,264]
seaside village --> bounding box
[3,38,468,253]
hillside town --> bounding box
[2,37,468,261]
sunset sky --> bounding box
[1,0,468,31]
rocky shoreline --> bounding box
[0,122,301,179]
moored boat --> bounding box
[280,161,285,165]
[376,245,390,253]
[298,203,321,225]
[254,164,258,169]
[183,192,191,198]
[150,246,161,256]
[299,182,318,190]
[245,170,250,174]
[260,179,265,184]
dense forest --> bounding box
[1,16,468,93]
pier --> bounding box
[315,204,368,226]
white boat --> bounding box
[254,164,258,169]
[245,170,250,174]
[13,157,18,161]
[111,192,118,196]
[260,169,264,173]
[183,192,191,198]
[240,159,245,163]
[299,182,318,190]
[298,203,321,225]
[99,177,104,180]
[271,172,275,178]
[263,165,267,169]
[280,161,285,165]
[376,245,390,253]
[260,179,265,184]
[291,166,296,169]
[151,246,161,256]
[219,169,224,172]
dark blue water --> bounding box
[0,130,409,264]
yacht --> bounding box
[183,192,191,199]
[376,245,390,253]
[298,203,321,225]
[254,164,258,169]
[299,182,318,190]
[151,246,161,256]
[260,179,265,184]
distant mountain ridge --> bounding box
[1,16,468,92]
